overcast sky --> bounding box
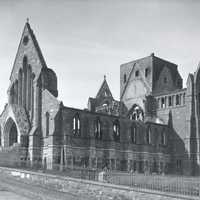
[0,0,200,112]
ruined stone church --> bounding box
[0,22,199,175]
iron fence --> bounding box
[0,159,199,198]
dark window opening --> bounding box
[145,68,150,77]
[123,74,127,83]
[131,126,137,144]
[146,127,151,144]
[153,160,157,173]
[23,56,28,66]
[176,160,182,170]
[46,112,50,137]
[164,77,167,84]
[183,93,185,105]
[23,35,29,45]
[168,96,172,106]
[9,123,18,146]
[177,79,182,87]
[135,70,139,77]
[161,97,165,108]
[94,118,102,140]
[129,105,144,121]
[176,94,180,105]
[133,161,137,171]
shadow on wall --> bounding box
[168,112,199,176]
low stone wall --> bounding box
[0,167,198,200]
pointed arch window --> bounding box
[94,118,102,139]
[18,69,23,106]
[168,96,172,106]
[176,94,180,105]
[22,56,28,108]
[128,105,144,121]
[73,114,81,136]
[104,90,108,97]
[131,125,137,144]
[26,65,32,111]
[146,126,151,144]
[113,120,120,142]
[46,112,50,137]
[183,93,185,105]
[176,159,182,173]
[161,130,166,145]
[145,68,150,77]
[135,70,139,77]
[123,74,127,83]
[23,35,29,45]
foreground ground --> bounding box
[0,173,90,200]
[0,186,30,200]
[0,169,195,200]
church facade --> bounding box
[0,22,199,176]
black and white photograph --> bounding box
[0,0,200,199]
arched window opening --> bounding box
[164,77,167,84]
[153,159,157,173]
[26,65,32,111]
[131,125,137,144]
[135,70,139,77]
[129,105,144,121]
[22,56,28,108]
[23,56,28,66]
[176,94,180,105]
[23,35,29,45]
[4,118,18,147]
[94,118,102,139]
[13,80,18,104]
[102,100,109,107]
[183,93,185,105]
[177,79,182,88]
[73,117,76,130]
[161,97,165,108]
[146,127,151,144]
[9,123,18,146]
[46,112,50,137]
[161,131,166,145]
[9,84,15,104]
[73,114,81,136]
[168,96,172,107]
[176,160,182,172]
[145,68,150,77]
[18,69,23,106]
[123,74,127,83]
[113,120,120,142]
[31,73,35,120]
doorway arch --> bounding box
[4,117,18,147]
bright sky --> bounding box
[0,0,200,112]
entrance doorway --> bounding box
[4,118,18,147]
